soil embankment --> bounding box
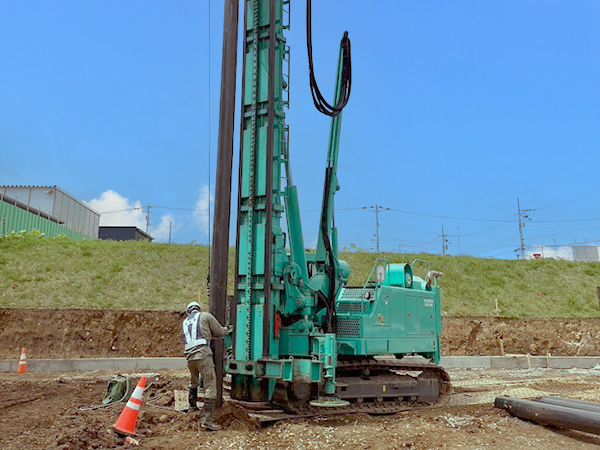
[1,309,600,359]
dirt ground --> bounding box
[2,309,600,359]
[4,309,600,449]
[3,368,600,449]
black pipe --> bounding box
[210,0,239,408]
[534,396,600,415]
[495,396,600,435]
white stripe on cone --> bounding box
[125,385,145,411]
[18,349,27,373]
[126,402,141,411]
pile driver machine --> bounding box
[211,0,451,414]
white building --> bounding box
[525,245,600,262]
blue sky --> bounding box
[1,1,599,258]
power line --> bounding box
[528,217,600,223]
[150,205,201,211]
[527,225,600,241]
[378,225,437,235]
[536,189,600,211]
[385,207,515,222]
[488,248,519,258]
[119,202,600,224]
[98,207,143,214]
[372,205,600,224]
[152,223,172,237]
[458,220,512,237]
[300,207,364,213]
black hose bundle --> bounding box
[320,167,337,334]
[306,0,352,117]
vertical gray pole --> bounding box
[375,205,380,253]
[210,0,239,408]
[168,221,172,244]
[145,206,150,234]
[442,226,445,255]
[517,198,525,259]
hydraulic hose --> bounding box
[306,0,352,117]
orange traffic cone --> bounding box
[17,348,27,373]
[112,376,147,436]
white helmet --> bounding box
[186,301,201,314]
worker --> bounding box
[182,300,227,431]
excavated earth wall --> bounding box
[1,309,600,359]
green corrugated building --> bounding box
[0,185,99,240]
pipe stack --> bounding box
[495,396,600,435]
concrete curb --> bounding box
[440,355,600,370]
[0,357,186,373]
[1,356,599,373]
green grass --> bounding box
[1,234,600,317]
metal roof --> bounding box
[0,192,64,224]
[0,185,100,216]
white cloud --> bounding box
[86,190,175,242]
[193,185,213,236]
[87,190,146,228]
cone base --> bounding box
[112,425,136,437]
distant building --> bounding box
[526,245,600,262]
[99,226,153,242]
[0,185,99,239]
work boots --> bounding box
[201,398,222,431]
[187,387,199,412]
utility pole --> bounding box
[441,226,445,255]
[145,205,150,234]
[457,227,461,255]
[517,198,524,258]
[168,221,172,244]
[365,204,389,253]
[441,226,450,255]
[375,204,380,253]
[517,198,534,259]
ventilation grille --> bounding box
[336,302,368,313]
[340,287,375,300]
[336,317,361,337]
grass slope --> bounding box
[1,235,600,317]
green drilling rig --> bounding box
[217,0,450,413]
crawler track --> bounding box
[272,358,451,416]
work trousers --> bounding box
[187,354,217,400]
